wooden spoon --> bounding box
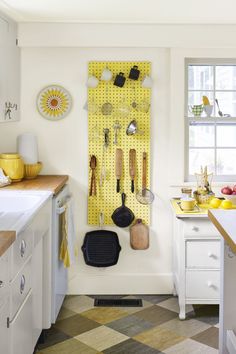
[90,155,97,196]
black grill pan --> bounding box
[81,230,121,267]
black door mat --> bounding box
[94,298,143,307]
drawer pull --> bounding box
[207,281,217,289]
[20,275,25,294]
[208,252,216,258]
[191,226,199,232]
[0,280,3,288]
[20,239,26,258]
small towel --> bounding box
[59,196,77,268]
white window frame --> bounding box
[185,58,236,182]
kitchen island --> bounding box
[209,209,236,354]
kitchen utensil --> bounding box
[100,147,107,187]
[129,65,140,80]
[126,120,144,136]
[89,155,97,196]
[114,72,126,87]
[130,219,149,250]
[129,149,136,193]
[112,193,135,228]
[142,75,153,88]
[203,105,213,117]
[100,68,113,81]
[116,98,131,118]
[103,128,110,149]
[136,98,150,113]
[131,86,138,109]
[101,83,113,115]
[180,198,196,211]
[115,148,123,193]
[113,121,121,145]
[215,98,231,117]
[88,96,99,114]
[17,132,38,164]
[87,75,99,88]
[136,152,154,205]
[81,212,121,267]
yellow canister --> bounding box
[0,153,24,182]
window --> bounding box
[186,59,236,181]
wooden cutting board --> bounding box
[130,219,149,250]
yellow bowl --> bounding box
[24,162,42,179]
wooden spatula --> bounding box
[115,148,123,193]
[89,155,97,196]
[129,149,136,193]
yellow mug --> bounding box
[180,198,196,211]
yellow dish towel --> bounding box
[60,205,70,267]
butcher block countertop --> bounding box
[2,175,69,195]
[208,209,236,254]
[0,231,16,257]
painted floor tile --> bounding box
[107,313,155,337]
[54,313,100,337]
[137,294,173,304]
[157,297,193,314]
[134,305,177,326]
[37,326,71,350]
[189,305,219,325]
[159,317,211,338]
[103,338,163,354]
[163,338,219,354]
[56,306,77,321]
[75,325,128,351]
[134,326,186,351]
[81,307,129,324]
[37,337,101,354]
[191,326,219,349]
[63,295,95,313]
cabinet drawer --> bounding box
[11,226,33,280]
[10,257,32,319]
[183,219,220,238]
[186,270,220,299]
[0,253,9,306]
[186,240,220,269]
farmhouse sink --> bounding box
[0,194,42,212]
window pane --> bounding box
[188,65,213,90]
[216,65,236,90]
[217,149,236,175]
[215,92,236,117]
[188,91,214,116]
[189,125,215,147]
[217,125,236,147]
[189,149,215,175]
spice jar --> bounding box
[0,153,24,182]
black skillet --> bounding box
[112,193,135,228]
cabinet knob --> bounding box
[0,280,3,288]
[192,226,199,232]
[20,275,25,294]
[208,252,215,258]
[207,281,214,288]
[20,239,26,258]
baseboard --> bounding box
[68,273,173,295]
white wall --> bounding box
[1,22,236,294]
[0,47,173,294]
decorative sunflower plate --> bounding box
[37,85,72,120]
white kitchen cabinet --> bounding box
[0,11,20,122]
[172,214,221,319]
[10,291,33,354]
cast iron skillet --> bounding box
[112,193,135,228]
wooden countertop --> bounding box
[208,209,236,253]
[2,175,69,195]
[0,231,16,257]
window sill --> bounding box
[170,182,235,188]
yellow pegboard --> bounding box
[88,61,151,225]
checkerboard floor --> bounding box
[36,295,219,354]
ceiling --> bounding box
[0,0,236,24]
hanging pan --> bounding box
[136,152,154,205]
[112,193,135,228]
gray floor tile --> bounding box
[107,314,155,337]
[103,338,163,353]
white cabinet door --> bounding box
[0,15,8,120]
[10,290,33,354]
[32,238,43,345]
[0,300,10,354]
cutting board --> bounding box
[130,219,149,250]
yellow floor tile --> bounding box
[80,307,129,324]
